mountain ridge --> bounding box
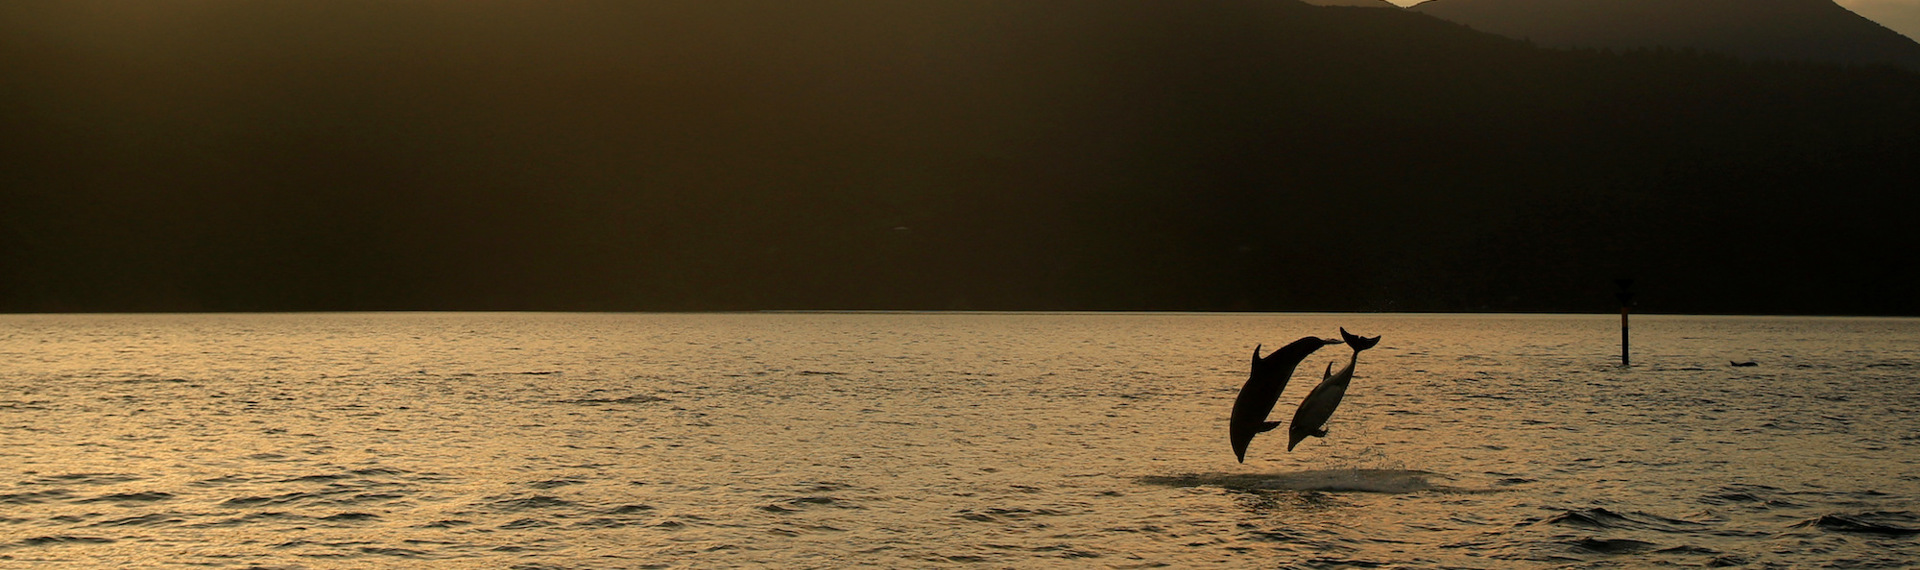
[1412,0,1920,70]
[2,0,1917,315]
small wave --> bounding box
[774,496,854,510]
[483,495,578,511]
[1234,488,1354,512]
[1540,507,1706,532]
[1244,528,1305,542]
[358,546,427,557]
[189,475,256,487]
[571,517,633,528]
[0,490,74,504]
[281,474,349,483]
[7,535,117,548]
[331,492,406,505]
[955,507,1067,522]
[116,376,192,384]
[75,491,175,504]
[1655,545,1721,555]
[500,518,556,529]
[559,394,668,405]
[605,504,654,514]
[973,542,1100,559]
[1793,512,1920,536]
[1701,485,1803,508]
[1139,470,1452,494]
[1301,557,1391,567]
[1702,491,1766,504]
[25,473,140,486]
[220,492,324,508]
[184,511,300,528]
[1568,537,1658,554]
[87,513,184,527]
[1036,545,1103,559]
[1541,508,1635,528]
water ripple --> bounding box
[2,312,1917,568]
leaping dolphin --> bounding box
[1230,335,1343,463]
[1287,327,1381,452]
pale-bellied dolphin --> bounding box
[1287,327,1381,451]
[1231,335,1343,463]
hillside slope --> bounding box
[1413,0,1920,69]
[3,0,1918,314]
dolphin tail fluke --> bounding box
[1339,328,1381,352]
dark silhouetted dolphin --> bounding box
[1287,328,1381,451]
[1230,335,1343,463]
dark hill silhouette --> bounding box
[1412,0,1920,70]
[1301,0,1401,7]
[2,0,1918,315]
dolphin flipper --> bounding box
[1258,421,1282,433]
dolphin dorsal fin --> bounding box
[1323,362,1332,379]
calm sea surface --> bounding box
[1,312,1917,568]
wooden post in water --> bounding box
[1615,279,1635,367]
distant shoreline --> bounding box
[3,310,1915,319]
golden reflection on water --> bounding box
[1,313,1917,567]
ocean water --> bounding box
[1,312,1916,568]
